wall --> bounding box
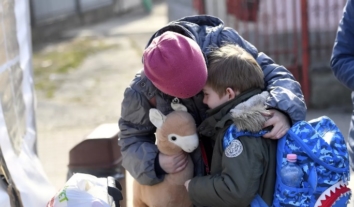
[0,0,56,206]
[31,0,156,43]
[166,0,197,21]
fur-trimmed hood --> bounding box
[198,89,267,138]
[230,91,269,133]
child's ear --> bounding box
[226,88,237,100]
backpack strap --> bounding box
[223,124,269,150]
[250,194,269,207]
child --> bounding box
[185,44,277,207]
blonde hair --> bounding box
[207,44,264,97]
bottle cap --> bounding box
[287,154,297,160]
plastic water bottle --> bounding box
[280,154,303,187]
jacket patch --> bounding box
[225,139,243,158]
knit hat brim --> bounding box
[143,31,207,98]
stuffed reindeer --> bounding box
[132,103,199,207]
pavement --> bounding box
[35,2,354,207]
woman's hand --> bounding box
[159,152,188,173]
[262,109,290,139]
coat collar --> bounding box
[198,88,262,138]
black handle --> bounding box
[107,176,123,207]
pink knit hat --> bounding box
[143,31,207,99]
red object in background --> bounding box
[227,0,260,22]
[193,0,205,14]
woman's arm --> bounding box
[257,52,306,124]
[331,0,354,90]
[118,83,163,185]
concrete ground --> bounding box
[35,2,354,206]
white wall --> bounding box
[0,0,56,206]
[167,0,197,22]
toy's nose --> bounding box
[180,134,199,153]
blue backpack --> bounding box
[223,116,352,207]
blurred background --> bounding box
[30,0,352,108]
[1,0,353,206]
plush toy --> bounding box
[133,103,199,207]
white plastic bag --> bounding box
[47,173,111,207]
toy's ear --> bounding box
[171,103,188,112]
[149,109,166,129]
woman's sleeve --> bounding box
[331,0,354,90]
[118,78,163,185]
[258,52,306,123]
[220,28,307,123]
